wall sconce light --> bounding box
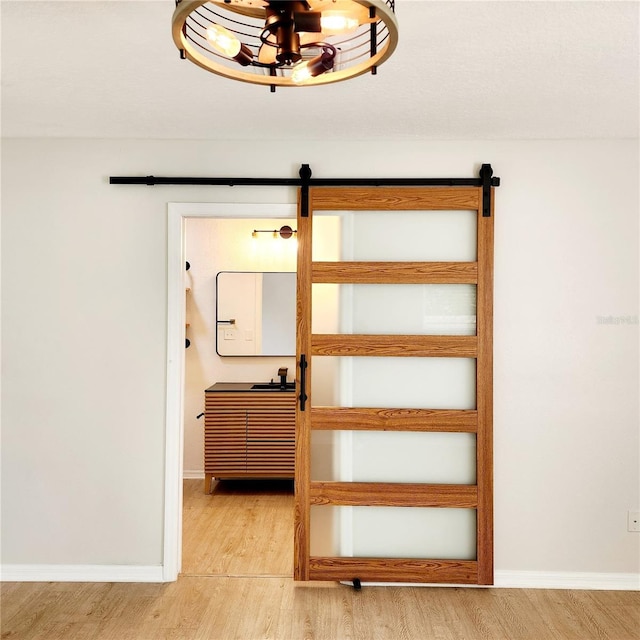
[252,225,297,239]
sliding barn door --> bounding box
[294,186,494,584]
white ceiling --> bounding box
[1,0,638,140]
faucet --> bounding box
[278,367,288,389]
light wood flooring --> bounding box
[1,479,638,640]
[181,478,294,577]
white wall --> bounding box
[1,138,638,579]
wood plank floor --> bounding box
[2,577,639,639]
[181,478,294,576]
[2,480,639,639]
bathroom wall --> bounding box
[183,217,296,475]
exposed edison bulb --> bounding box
[291,45,335,84]
[291,61,313,84]
[205,23,241,57]
[320,13,359,35]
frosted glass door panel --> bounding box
[310,505,342,557]
[352,358,476,410]
[311,283,340,333]
[311,215,342,261]
[313,283,476,335]
[310,506,477,560]
[311,357,476,410]
[313,210,477,262]
[310,431,343,482]
[310,356,342,406]
[311,431,476,484]
[353,432,476,483]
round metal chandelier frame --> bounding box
[171,0,399,88]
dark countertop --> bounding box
[205,382,295,393]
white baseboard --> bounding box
[2,565,637,590]
[183,470,205,480]
[0,564,166,583]
[349,571,640,591]
[494,570,640,591]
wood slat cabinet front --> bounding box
[204,389,296,493]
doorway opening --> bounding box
[164,202,297,581]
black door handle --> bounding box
[299,354,308,411]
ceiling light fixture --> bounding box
[172,1,398,91]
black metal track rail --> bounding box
[108,176,499,187]
[109,164,500,216]
[109,176,303,186]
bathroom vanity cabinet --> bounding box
[204,383,296,492]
